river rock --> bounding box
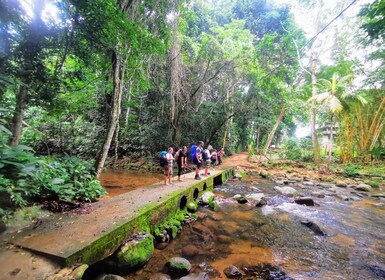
[355,183,373,192]
[372,193,385,198]
[295,197,315,206]
[224,265,242,279]
[374,203,385,207]
[104,275,126,280]
[70,264,88,280]
[336,194,350,201]
[201,191,215,204]
[274,180,285,185]
[164,257,192,278]
[300,219,326,236]
[150,273,172,280]
[187,202,198,213]
[245,193,266,207]
[180,272,209,280]
[302,181,315,186]
[260,170,270,178]
[233,173,243,180]
[105,232,154,273]
[233,194,248,204]
[311,191,325,198]
[335,180,348,188]
[182,245,199,258]
[274,186,298,197]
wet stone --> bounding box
[355,183,373,192]
[311,191,325,198]
[224,265,242,279]
[164,257,192,278]
[233,194,248,204]
[300,219,326,236]
[295,197,315,206]
[182,245,199,258]
[104,274,126,280]
[180,272,209,280]
[335,180,348,188]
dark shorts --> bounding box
[196,161,203,169]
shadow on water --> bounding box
[103,172,385,280]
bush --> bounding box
[0,113,106,213]
[279,138,314,162]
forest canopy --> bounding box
[1,0,385,210]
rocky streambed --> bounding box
[113,168,385,280]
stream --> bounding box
[116,172,385,280]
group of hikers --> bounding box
[161,141,224,185]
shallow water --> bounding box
[99,169,164,198]
[122,174,385,280]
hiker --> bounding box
[164,146,174,185]
[175,146,188,182]
[211,149,217,166]
[217,147,224,165]
[202,146,211,176]
[194,141,204,180]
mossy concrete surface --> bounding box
[2,168,234,270]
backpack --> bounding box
[190,145,198,164]
[202,149,208,160]
[158,151,167,167]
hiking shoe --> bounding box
[195,175,201,180]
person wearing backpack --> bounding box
[193,141,204,180]
[202,146,211,176]
[164,146,174,185]
[174,146,187,182]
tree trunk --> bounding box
[328,117,334,163]
[263,105,285,156]
[95,51,126,178]
[10,84,28,146]
[311,52,320,161]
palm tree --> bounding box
[310,72,365,162]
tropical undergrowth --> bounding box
[0,116,106,220]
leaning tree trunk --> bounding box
[263,105,285,156]
[95,51,127,178]
[311,52,320,161]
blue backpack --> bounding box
[158,151,167,167]
[190,145,198,164]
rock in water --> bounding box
[224,265,242,279]
[164,257,192,278]
[300,219,326,236]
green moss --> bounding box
[187,202,198,213]
[106,232,154,273]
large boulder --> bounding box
[105,232,154,273]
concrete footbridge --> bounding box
[1,168,234,278]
